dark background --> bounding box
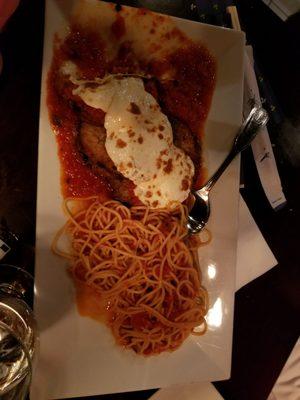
[0,1,299,399]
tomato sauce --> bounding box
[62,25,108,80]
[47,12,216,199]
[76,282,110,323]
[48,72,111,199]
[153,44,216,135]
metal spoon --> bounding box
[187,106,269,235]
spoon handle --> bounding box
[204,106,268,192]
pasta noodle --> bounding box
[53,197,210,355]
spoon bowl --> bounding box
[187,188,210,234]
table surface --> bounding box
[0,1,299,400]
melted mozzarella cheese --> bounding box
[61,62,195,208]
[104,78,173,184]
[62,61,118,111]
[134,147,194,208]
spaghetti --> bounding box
[53,197,210,355]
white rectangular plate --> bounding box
[32,1,245,399]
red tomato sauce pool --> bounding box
[47,14,216,198]
[47,64,111,200]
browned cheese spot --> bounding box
[116,139,127,148]
[163,159,173,174]
[127,129,135,138]
[128,102,141,115]
[146,191,152,198]
[158,125,165,131]
[158,133,163,140]
[138,136,144,144]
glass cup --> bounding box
[0,264,37,399]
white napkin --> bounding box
[244,46,286,211]
[150,195,278,400]
[236,196,277,290]
[261,0,300,21]
[267,339,300,400]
